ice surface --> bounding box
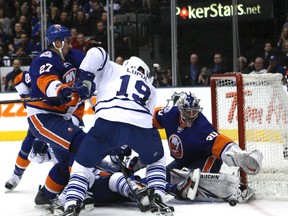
[1,141,288,216]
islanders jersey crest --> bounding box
[168,134,183,159]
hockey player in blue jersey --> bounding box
[153,92,262,177]
[61,48,174,215]
[25,24,94,205]
[152,92,263,203]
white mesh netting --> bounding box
[212,73,288,200]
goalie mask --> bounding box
[123,56,150,80]
[177,92,202,127]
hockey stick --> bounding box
[116,156,153,212]
[0,96,67,104]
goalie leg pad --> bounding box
[196,173,240,203]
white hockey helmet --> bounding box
[123,56,150,78]
[177,92,202,127]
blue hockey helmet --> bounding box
[46,24,71,45]
[177,92,202,126]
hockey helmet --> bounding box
[46,24,71,45]
[177,92,202,126]
[123,56,150,78]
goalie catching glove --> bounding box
[221,143,263,175]
[73,69,96,100]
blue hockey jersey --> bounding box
[153,106,234,165]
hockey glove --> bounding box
[110,145,132,163]
[128,156,146,173]
[32,139,48,155]
[28,139,54,163]
[57,84,74,105]
[73,69,96,100]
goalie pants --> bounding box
[166,156,222,182]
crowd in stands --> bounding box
[1,1,288,91]
[0,0,158,92]
[180,25,288,87]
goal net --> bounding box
[210,73,288,200]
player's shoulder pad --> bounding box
[39,50,53,58]
[162,106,173,114]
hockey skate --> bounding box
[35,185,53,205]
[175,168,200,200]
[237,186,255,204]
[5,173,22,190]
[132,187,154,212]
[150,193,174,216]
[60,202,83,216]
[44,197,65,215]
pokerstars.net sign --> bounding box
[174,0,273,23]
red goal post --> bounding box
[210,72,288,200]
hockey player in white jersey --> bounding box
[62,47,174,215]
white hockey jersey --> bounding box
[80,47,156,128]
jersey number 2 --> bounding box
[117,75,151,105]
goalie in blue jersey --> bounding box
[152,92,263,204]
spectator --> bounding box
[237,56,250,74]
[115,55,124,65]
[70,27,78,48]
[73,32,90,53]
[181,53,201,86]
[48,6,60,24]
[198,67,211,86]
[0,8,12,35]
[250,57,267,74]
[155,67,172,87]
[4,58,22,92]
[20,2,32,22]
[0,45,10,66]
[266,55,286,83]
[72,10,90,36]
[0,26,11,49]
[100,10,107,26]
[279,42,288,70]
[7,22,24,56]
[59,11,72,29]
[11,0,21,18]
[69,3,80,24]
[277,27,288,53]
[210,53,229,75]
[259,42,274,68]
[88,0,104,27]
[91,20,107,50]
[18,15,32,37]
[10,46,32,66]
[14,32,34,56]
